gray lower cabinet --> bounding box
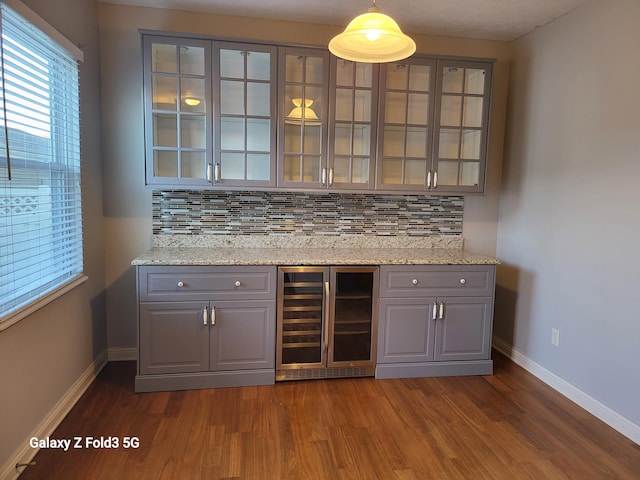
[136,266,277,392]
[376,264,495,379]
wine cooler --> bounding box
[276,266,379,381]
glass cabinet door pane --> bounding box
[353,125,370,156]
[465,68,486,94]
[335,89,353,121]
[442,67,464,93]
[305,56,324,84]
[283,155,301,181]
[154,151,178,177]
[439,129,460,158]
[180,77,205,113]
[220,80,244,115]
[152,77,177,110]
[303,124,322,154]
[219,49,244,78]
[386,63,408,89]
[246,51,270,80]
[336,60,354,86]
[334,124,351,155]
[407,93,429,124]
[460,161,480,186]
[405,159,426,185]
[382,158,402,183]
[151,44,177,73]
[332,271,374,363]
[179,46,204,76]
[354,90,371,122]
[220,152,245,179]
[181,116,206,149]
[384,92,407,123]
[220,117,245,150]
[461,129,481,159]
[437,161,458,185]
[246,118,270,151]
[247,154,270,180]
[153,114,177,147]
[333,157,350,183]
[182,151,205,178]
[440,95,462,126]
[284,123,302,152]
[247,82,270,116]
[355,63,372,87]
[463,97,483,127]
[408,64,430,90]
[303,156,321,182]
[352,158,369,183]
[406,127,427,157]
[383,126,405,157]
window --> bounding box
[0,0,84,330]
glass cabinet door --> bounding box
[329,267,378,366]
[277,268,327,371]
[214,43,276,187]
[329,59,378,189]
[278,48,329,188]
[433,60,492,192]
[143,36,212,186]
[377,59,436,190]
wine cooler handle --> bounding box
[324,281,330,354]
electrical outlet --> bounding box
[551,328,560,347]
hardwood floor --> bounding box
[18,351,640,479]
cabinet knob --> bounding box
[177,281,184,288]
[412,279,419,285]
[234,280,241,287]
[460,278,466,284]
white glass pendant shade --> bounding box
[329,5,416,63]
[286,98,321,124]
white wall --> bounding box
[0,0,106,475]
[496,0,640,432]
[98,4,512,352]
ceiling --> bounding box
[101,0,589,41]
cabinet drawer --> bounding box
[380,265,495,298]
[138,266,277,301]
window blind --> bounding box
[0,1,83,327]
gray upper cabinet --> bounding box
[377,58,493,193]
[143,34,493,194]
[143,35,276,188]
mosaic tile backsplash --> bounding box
[152,190,464,237]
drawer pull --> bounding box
[177,281,185,288]
[234,281,241,287]
[203,306,208,326]
[412,279,419,285]
[460,278,466,284]
[432,302,438,320]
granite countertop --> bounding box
[131,235,499,266]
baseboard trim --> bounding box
[1,349,108,480]
[492,336,640,446]
[107,346,137,361]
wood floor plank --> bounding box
[16,351,640,479]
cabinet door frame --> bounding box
[433,296,493,361]
[209,299,276,371]
[277,47,330,190]
[212,41,278,188]
[432,59,493,194]
[139,301,209,374]
[143,35,213,188]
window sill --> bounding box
[0,275,89,332]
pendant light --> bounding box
[329,0,416,63]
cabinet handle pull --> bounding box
[211,305,216,326]
[432,302,438,320]
[177,281,184,288]
[321,167,326,186]
[433,171,438,189]
[328,168,334,186]
[234,280,241,287]
[214,163,221,183]
[206,163,212,183]
[460,278,466,284]
[203,306,208,326]
[412,278,419,285]
[439,302,444,320]
[427,171,432,189]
